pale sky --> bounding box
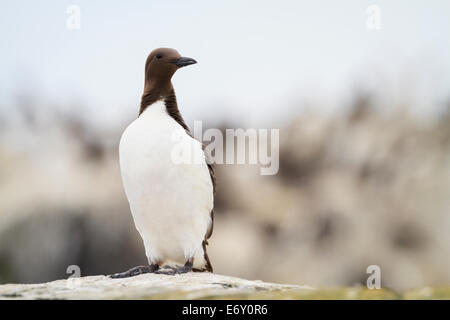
[1,0,450,128]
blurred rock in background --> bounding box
[0,94,449,292]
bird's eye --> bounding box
[156,54,162,59]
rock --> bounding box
[0,272,448,299]
[0,272,308,300]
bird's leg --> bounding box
[177,258,194,274]
[110,263,159,279]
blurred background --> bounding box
[1,0,450,292]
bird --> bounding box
[110,48,215,278]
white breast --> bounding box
[119,100,213,266]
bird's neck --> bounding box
[139,84,190,133]
[139,81,170,115]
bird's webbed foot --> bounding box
[154,259,193,275]
[110,264,159,279]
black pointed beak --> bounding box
[173,56,197,68]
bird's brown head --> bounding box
[143,48,197,91]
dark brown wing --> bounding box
[204,159,215,240]
[202,159,215,272]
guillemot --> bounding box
[111,48,215,277]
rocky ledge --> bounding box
[0,273,448,299]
